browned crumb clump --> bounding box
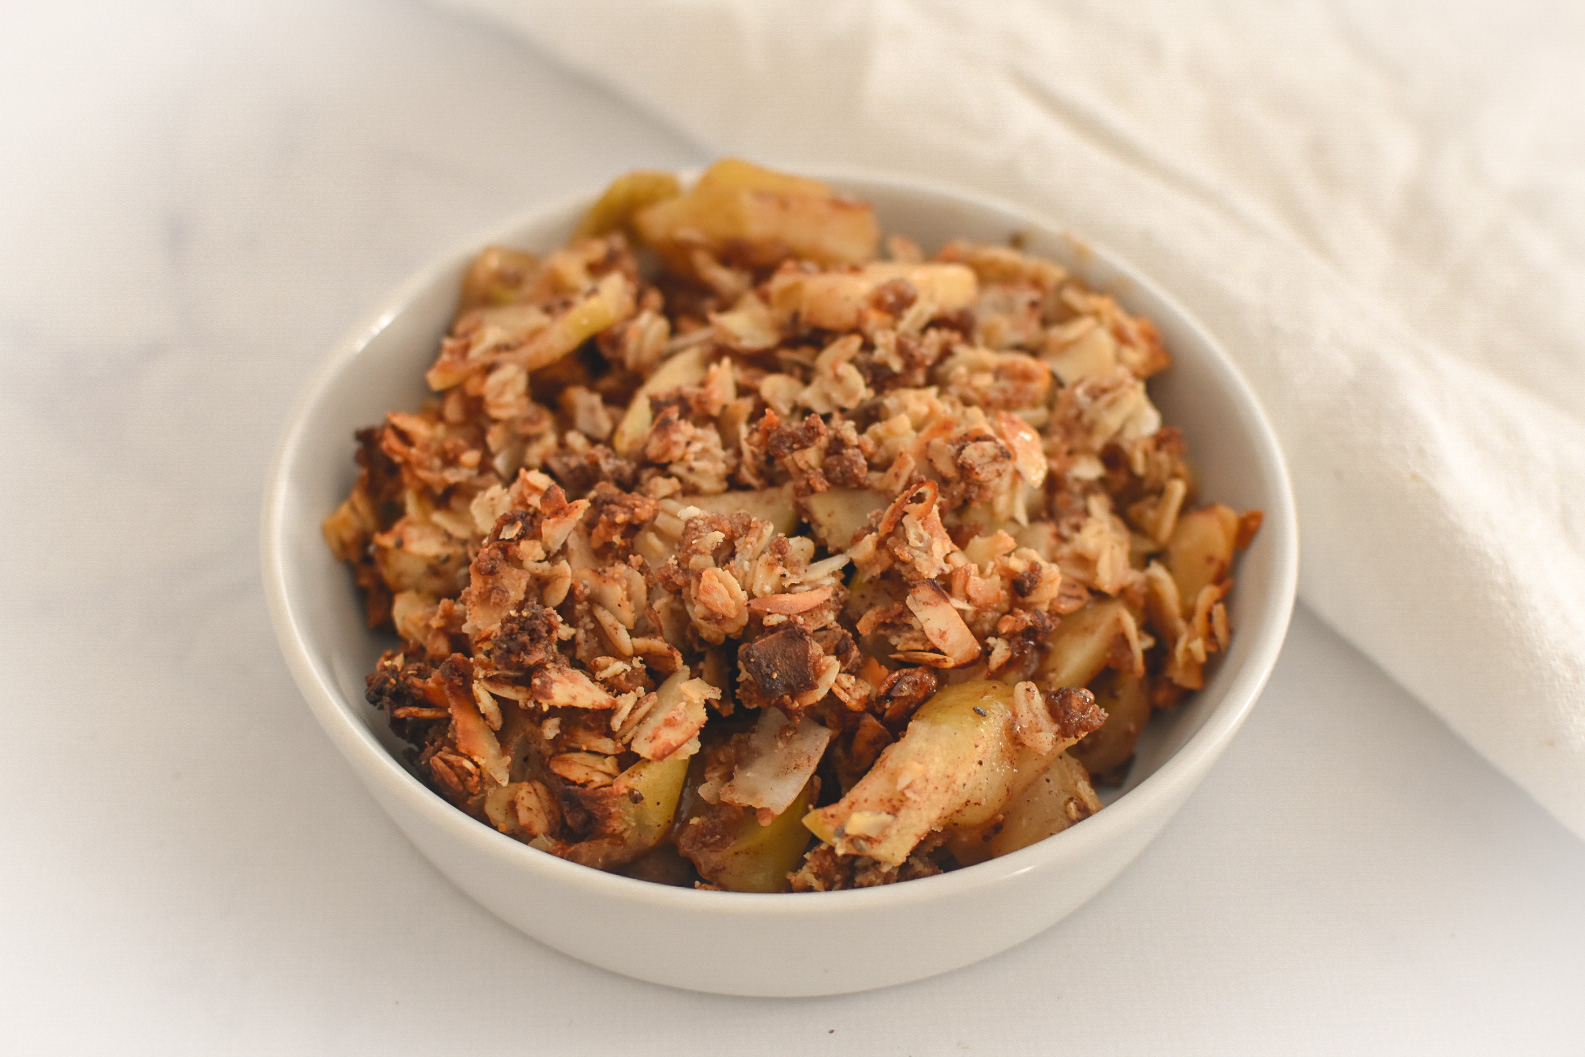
[324,160,1259,892]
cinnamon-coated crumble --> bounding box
[325,160,1260,891]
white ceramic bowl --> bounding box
[262,171,1298,997]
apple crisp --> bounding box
[324,160,1260,892]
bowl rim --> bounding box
[261,166,1299,915]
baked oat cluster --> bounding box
[324,161,1260,892]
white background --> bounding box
[2,1,1582,1053]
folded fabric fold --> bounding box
[437,0,1585,838]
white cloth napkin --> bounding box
[438,0,1585,837]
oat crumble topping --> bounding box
[325,161,1260,891]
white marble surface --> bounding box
[2,1,1582,1053]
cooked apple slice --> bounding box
[946,752,1102,865]
[802,680,1103,866]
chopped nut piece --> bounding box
[738,625,824,705]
